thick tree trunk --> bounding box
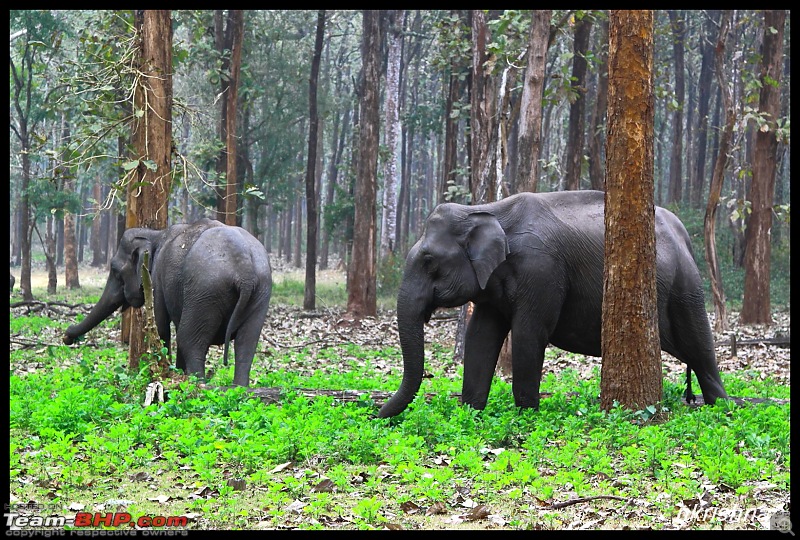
[127,9,173,369]
[740,10,786,325]
[347,10,380,319]
[691,11,719,209]
[601,10,662,412]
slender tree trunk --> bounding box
[588,17,609,191]
[704,10,734,333]
[224,10,244,226]
[667,10,686,205]
[564,14,592,191]
[740,10,786,325]
[601,10,661,411]
[304,10,325,310]
[347,10,380,319]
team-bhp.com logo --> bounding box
[5,510,188,530]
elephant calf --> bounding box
[64,218,272,386]
[378,190,728,418]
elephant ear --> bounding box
[465,212,509,290]
[132,234,154,278]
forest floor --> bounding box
[10,260,791,530]
[14,257,791,396]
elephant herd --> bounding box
[55,191,728,419]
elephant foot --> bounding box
[460,396,489,410]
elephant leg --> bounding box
[461,304,510,410]
[229,307,268,387]
[174,315,213,381]
[510,320,549,410]
[664,298,728,404]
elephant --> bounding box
[377,190,728,418]
[10,273,14,293]
[64,218,272,386]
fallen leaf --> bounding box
[148,495,171,504]
[425,502,446,516]
[311,479,335,493]
[270,462,294,474]
[463,505,490,521]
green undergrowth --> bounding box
[8,314,790,530]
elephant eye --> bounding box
[422,254,438,274]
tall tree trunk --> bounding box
[347,10,380,319]
[740,10,786,325]
[304,10,325,310]
[601,9,661,411]
[224,10,244,226]
[469,9,497,204]
[515,11,551,193]
[667,10,686,205]
[380,9,404,260]
[59,118,80,289]
[127,9,173,369]
[564,13,592,191]
[691,11,719,209]
[704,10,734,334]
[588,17,609,191]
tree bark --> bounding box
[740,10,786,325]
[588,17,609,191]
[704,10,734,334]
[304,10,326,310]
[127,9,173,369]
[224,10,244,226]
[469,9,497,204]
[347,10,381,319]
[564,13,592,191]
[691,11,719,209]
[666,11,686,206]
[601,10,662,412]
[516,10,551,194]
[380,10,404,260]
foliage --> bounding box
[8,300,791,530]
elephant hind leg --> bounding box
[665,297,728,404]
[229,306,269,387]
[461,304,510,410]
[175,318,214,381]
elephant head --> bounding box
[63,228,162,345]
[378,206,509,418]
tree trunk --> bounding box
[224,10,244,226]
[564,13,592,191]
[469,10,498,204]
[127,9,173,369]
[304,10,325,310]
[667,10,686,205]
[691,11,719,209]
[347,10,381,319]
[515,11,551,194]
[380,9,404,260]
[588,17,609,191]
[601,10,662,412]
[740,10,786,325]
[704,10,734,334]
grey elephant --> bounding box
[378,190,728,418]
[64,218,272,386]
[10,273,14,293]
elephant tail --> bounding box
[222,280,255,366]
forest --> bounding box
[8,10,791,531]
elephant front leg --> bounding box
[510,323,548,410]
[461,304,510,410]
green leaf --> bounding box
[122,160,139,171]
[142,160,158,171]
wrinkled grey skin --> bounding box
[64,218,272,386]
[378,190,728,418]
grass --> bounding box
[8,301,791,530]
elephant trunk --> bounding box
[377,280,430,418]
[63,275,126,345]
